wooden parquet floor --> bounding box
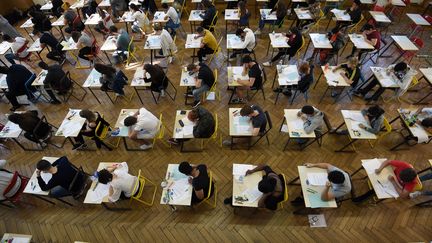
[1,1,432,242]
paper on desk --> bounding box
[324,70,341,83]
[170,178,190,202]
[346,112,364,122]
[233,164,255,175]
[242,186,263,203]
[233,116,250,126]
[183,125,194,136]
[40,172,52,184]
[7,237,30,243]
[281,124,289,133]
[86,183,110,203]
[362,158,382,174]
[309,193,332,208]
[272,39,288,46]
[288,120,304,131]
[237,125,251,133]
[307,172,328,186]
[61,121,83,137]
[380,77,396,87]
[376,180,399,198]
[351,121,362,131]
[411,126,429,143]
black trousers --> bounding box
[197,46,214,62]
[359,78,385,101]
[78,46,96,60]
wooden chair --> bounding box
[195,171,217,208]
[368,117,392,148]
[129,169,158,207]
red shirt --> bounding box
[366,30,381,50]
[388,160,417,192]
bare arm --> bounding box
[305,163,332,170]
[375,160,391,174]
[251,127,260,136]
[245,163,267,175]
[388,176,410,199]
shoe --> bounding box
[290,196,304,205]
[222,140,232,146]
[192,100,201,108]
[10,105,22,111]
[262,61,272,67]
[139,144,153,150]
[409,191,422,199]
[254,29,261,35]
[231,98,245,103]
[168,56,173,63]
[50,100,61,104]
[160,90,166,97]
[168,138,179,145]
[224,197,232,205]
[335,130,349,135]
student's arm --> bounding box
[237,77,255,86]
[304,163,331,170]
[128,128,138,139]
[194,188,205,200]
[195,78,202,88]
[108,185,122,202]
[251,127,260,136]
[375,160,391,174]
[388,175,410,199]
[321,181,335,201]
[245,163,267,175]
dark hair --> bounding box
[179,161,192,175]
[37,159,52,171]
[0,66,9,74]
[301,105,314,115]
[129,3,140,11]
[238,1,247,17]
[353,0,362,5]
[363,23,374,31]
[71,31,82,43]
[399,168,417,183]
[153,23,162,31]
[97,169,113,184]
[94,63,116,76]
[38,61,49,70]
[394,62,408,72]
[299,62,310,74]
[289,26,300,35]
[258,177,277,193]
[367,105,385,117]
[79,109,96,121]
[187,63,197,72]
[109,25,118,33]
[8,111,40,131]
[421,117,432,127]
[2,34,11,42]
[196,26,204,33]
[241,55,252,64]
[235,28,244,36]
[162,3,169,8]
[328,171,345,184]
[240,105,254,116]
[124,116,138,127]
[143,63,157,76]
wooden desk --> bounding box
[19,18,35,41]
[27,38,45,61]
[348,34,375,50]
[298,166,337,208]
[225,9,240,33]
[369,11,391,23]
[172,110,194,139]
[414,68,432,104]
[226,34,244,59]
[304,33,333,60]
[144,35,162,65]
[83,162,112,205]
[119,11,135,33]
[100,35,118,64]
[185,34,202,63]
[153,11,168,23]
[370,66,400,88]
[2,233,32,243]
[0,117,25,150]
[380,35,419,64]
[160,164,193,209]
[273,65,300,104]
[327,8,351,30]
[318,65,351,103]
[0,41,12,66]
[55,109,86,147]
[82,68,109,104]
[267,33,290,58]
[98,0,111,7]
[227,66,249,104]
[52,15,66,39]
[232,164,262,207]
[228,108,253,149]
[260,9,277,21]
[188,10,205,32]
[281,109,318,151]
[179,67,197,105]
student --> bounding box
[123,107,161,150]
[0,160,23,201]
[338,0,362,29]
[200,0,217,30]
[94,8,114,36]
[238,1,251,27]
[178,161,213,205]
[228,28,255,61]
[274,62,314,96]
[97,162,139,202]
[0,65,36,111]
[224,164,284,210]
[110,0,128,18]
[262,27,303,67]
[52,0,65,18]
[360,105,385,134]
[110,26,132,64]
[38,61,71,104]
[128,3,148,38]
[63,9,85,34]
[8,110,51,144]
[28,10,52,33]
[317,26,345,64]
[186,62,215,107]
[297,105,324,142]
[255,1,287,35]
[73,109,103,150]
[306,163,351,200]
[152,23,177,62]
[2,34,30,65]
[142,0,158,14]
[347,24,381,59]
[354,62,417,101]
[71,31,95,61]
[0,15,21,38]
[168,107,216,145]
[353,160,419,202]
[142,63,169,96]
[33,29,65,63]
[81,0,98,18]
[36,156,85,198]
[331,57,360,96]
[296,0,321,30]
[162,3,180,36]
[232,55,262,103]
[94,63,128,96]
[195,26,218,63]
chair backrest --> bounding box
[211,113,218,140]
[382,117,392,133]
[210,11,219,27]
[131,169,144,200]
[413,176,423,192]
[411,37,424,48]
[68,166,86,194]
[128,36,135,54]
[210,69,218,91]
[424,15,432,24]
[372,4,385,12]
[296,36,306,56]
[349,14,364,33]
[156,114,165,139]
[279,173,289,204]
[264,111,273,132]
[203,171,214,200]
[215,36,223,53]
[32,115,52,141]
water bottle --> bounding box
[277,60,283,73]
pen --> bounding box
[93,182,99,191]
[307,188,317,194]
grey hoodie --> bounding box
[303,107,324,134]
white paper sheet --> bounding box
[233,164,255,175]
[362,158,382,174]
[237,125,251,133]
[376,179,399,198]
[280,124,289,133]
[411,126,429,143]
[346,112,365,122]
[288,120,304,131]
[242,186,263,203]
[183,125,194,136]
[170,178,190,202]
[40,172,52,184]
[86,183,110,203]
[61,121,83,137]
[307,172,328,186]
[8,237,30,243]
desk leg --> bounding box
[150,90,158,104]
[415,199,432,207]
[12,138,26,151]
[55,197,73,206]
[24,28,34,41]
[228,87,236,104]
[335,139,357,152]
[390,137,409,151]
[104,51,113,65]
[318,86,330,104]
[313,70,323,89]
[230,136,234,150]
[350,166,364,178]
[88,88,101,104]
[283,137,291,151]
[414,91,432,105]
[378,40,395,58]
[288,176,300,185]
[134,87,144,104]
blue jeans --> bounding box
[193,84,210,102]
[49,186,71,198]
[420,173,432,195]
[25,73,37,100]
[165,19,180,34]
[5,53,17,65]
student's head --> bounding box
[258,177,277,193]
[394,62,408,78]
[238,1,246,11]
[153,23,163,32]
[178,161,193,175]
[298,62,310,75]
[353,0,362,7]
[143,63,156,74]
[366,105,385,118]
[235,28,246,38]
[7,113,24,125]
[187,109,200,122]
[328,170,345,184]
[2,34,12,42]
[95,63,116,76]
[109,25,118,33]
[241,55,253,67]
[187,63,199,72]
[421,117,432,128]
[0,65,9,74]
[129,3,139,11]
[71,31,82,43]
[97,169,113,184]
[38,61,49,70]
[288,26,300,36]
[79,109,96,121]
[124,116,138,127]
[362,23,375,34]
[307,0,317,5]
[202,0,213,8]
[240,105,254,117]
[347,56,359,68]
[196,26,205,34]
[301,105,315,116]
[162,3,169,9]
[399,168,417,183]
[36,159,52,172]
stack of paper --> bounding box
[241,186,263,202]
[288,120,304,131]
[233,164,255,175]
[86,183,110,203]
[307,172,328,186]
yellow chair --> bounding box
[208,37,223,64]
[195,171,217,208]
[152,114,171,149]
[203,69,220,102]
[295,36,306,61]
[383,76,419,103]
[348,14,364,34]
[126,37,139,66]
[278,173,289,209]
[208,11,219,36]
[85,115,120,149]
[200,113,221,148]
[311,10,325,32]
[368,117,392,148]
[413,177,423,192]
[129,169,158,207]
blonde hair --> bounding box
[348,57,359,67]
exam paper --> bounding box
[307,172,328,186]
[86,183,110,203]
[362,158,382,174]
[183,125,194,136]
[233,164,255,175]
[242,186,263,203]
[288,120,304,131]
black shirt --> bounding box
[40,32,62,52]
[262,166,285,211]
[248,63,263,89]
[44,64,71,91]
[250,105,267,133]
[198,63,215,88]
[6,64,33,95]
[348,7,362,24]
[192,164,210,199]
[37,156,76,191]
[298,71,314,93]
[193,107,215,138]
[341,64,360,88]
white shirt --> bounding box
[109,162,138,202]
[134,107,160,137]
[11,37,29,58]
[166,6,179,24]
[243,28,255,52]
[132,10,148,27]
[102,10,114,29]
[160,29,177,56]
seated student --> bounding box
[28,10,52,33]
[81,0,98,18]
[123,107,161,150]
[224,164,284,210]
[2,34,30,65]
[38,61,71,104]
[96,162,139,202]
[223,104,267,146]
[334,105,384,135]
[0,15,22,39]
[8,110,51,144]
[228,27,255,61]
[255,1,287,35]
[296,0,321,30]
[110,26,132,64]
[94,63,128,96]
[232,55,262,104]
[142,63,169,96]
[36,156,85,198]
[330,57,360,96]
[73,109,104,150]
[162,3,180,36]
[354,62,417,101]
[337,0,362,29]
[52,0,65,18]
[110,0,128,18]
[238,1,251,27]
[71,30,96,61]
[94,8,114,36]
[262,27,303,67]
[353,160,419,202]
[178,161,213,205]
[168,107,216,145]
[128,3,149,39]
[142,0,158,14]
[347,24,381,59]
[0,65,36,111]
[317,26,346,64]
[33,29,65,63]
[297,105,324,143]
[200,0,217,30]
[152,23,177,63]
[274,62,314,97]
[0,160,23,201]
[63,9,85,34]
[186,62,215,108]
[195,26,218,63]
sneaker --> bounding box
[254,29,261,35]
[140,144,153,150]
[50,100,61,104]
[290,196,304,205]
[160,89,166,97]
[231,97,245,103]
[262,61,272,67]
[192,100,201,108]
[168,56,173,63]
[410,191,422,199]
[222,139,232,146]
[168,138,179,145]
